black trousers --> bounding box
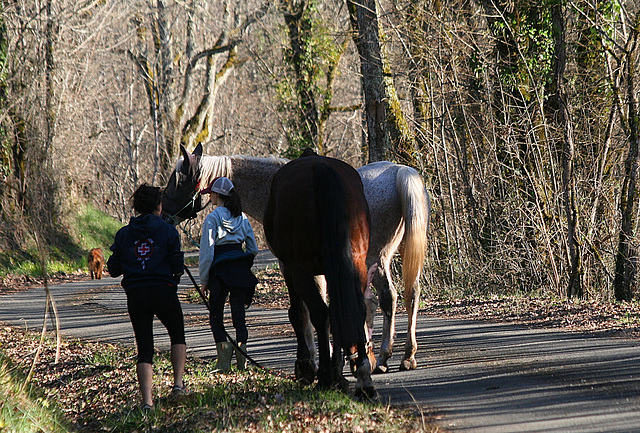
[209,278,249,344]
[126,284,185,364]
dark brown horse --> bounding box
[264,150,375,398]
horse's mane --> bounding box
[198,155,233,191]
[197,154,288,191]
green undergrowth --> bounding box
[0,204,121,278]
[0,353,70,432]
[72,204,123,253]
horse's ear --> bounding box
[180,144,190,161]
[179,144,193,172]
[193,143,203,156]
[301,147,318,158]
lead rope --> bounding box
[163,192,205,249]
[167,193,295,380]
[183,257,295,381]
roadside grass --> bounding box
[0,204,122,279]
[72,204,123,255]
[0,327,440,432]
[0,353,70,433]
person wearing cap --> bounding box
[107,184,188,409]
[199,176,258,372]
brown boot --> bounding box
[215,342,233,373]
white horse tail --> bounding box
[396,166,430,292]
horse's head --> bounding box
[162,144,204,225]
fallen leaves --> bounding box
[422,296,640,338]
[0,326,437,432]
[0,270,90,295]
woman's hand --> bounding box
[200,284,210,305]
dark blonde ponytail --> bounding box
[222,189,242,217]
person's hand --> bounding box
[173,272,183,285]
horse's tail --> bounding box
[314,164,365,349]
[397,166,430,293]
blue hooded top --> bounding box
[108,214,184,292]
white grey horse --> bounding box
[162,144,430,372]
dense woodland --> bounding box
[2,0,640,302]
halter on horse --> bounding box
[161,144,204,224]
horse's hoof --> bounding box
[315,375,347,392]
[399,357,417,371]
[354,385,378,402]
[335,376,349,393]
[373,363,388,374]
[295,359,317,385]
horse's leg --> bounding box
[373,253,397,374]
[282,266,317,384]
[328,320,349,393]
[401,278,420,371]
[301,302,317,367]
[288,270,337,390]
[301,280,334,390]
[364,264,378,342]
[338,310,375,398]
[353,337,376,400]
[351,264,378,376]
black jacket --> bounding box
[108,214,184,292]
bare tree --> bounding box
[551,1,583,298]
[611,10,640,301]
[274,0,360,157]
[121,0,269,182]
[348,0,424,166]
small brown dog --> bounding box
[88,248,105,280]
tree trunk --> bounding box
[347,0,389,162]
[379,15,421,168]
[155,0,174,175]
[44,0,55,155]
[282,0,319,152]
[613,20,640,301]
[348,0,422,165]
[552,2,582,298]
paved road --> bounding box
[2,255,640,432]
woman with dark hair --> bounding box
[107,184,187,409]
[199,176,258,372]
